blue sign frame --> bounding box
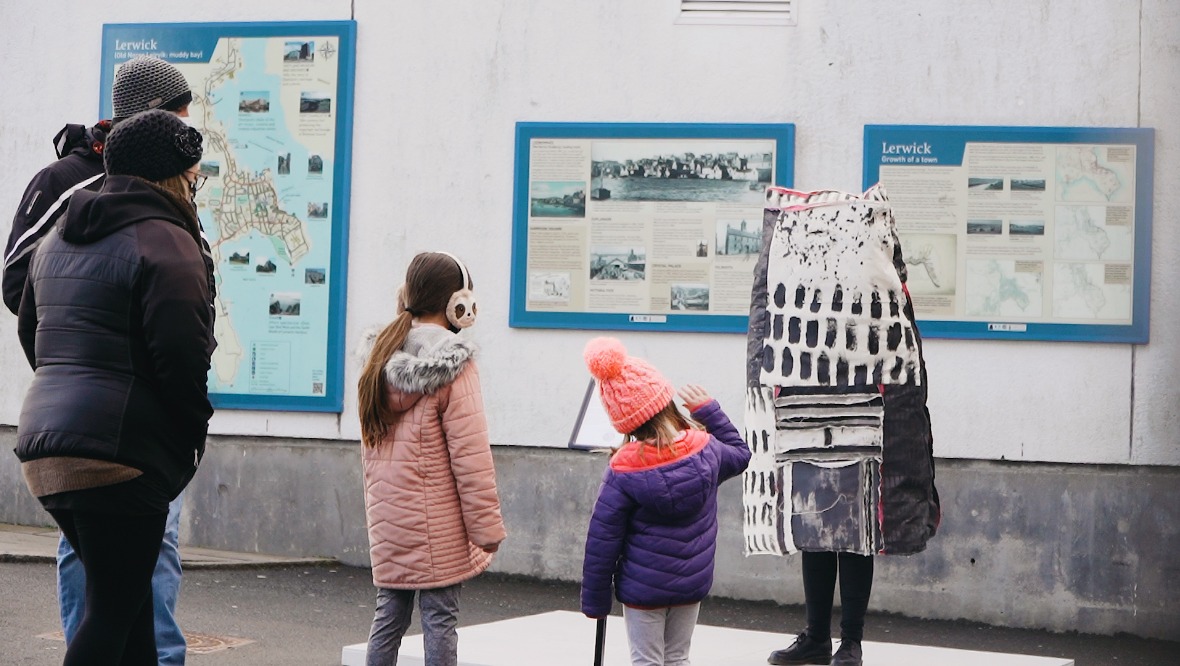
[864,125,1153,344]
[511,122,795,334]
[101,21,357,411]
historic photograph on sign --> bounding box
[670,284,710,311]
[715,218,762,256]
[590,139,773,204]
[590,247,646,281]
[530,181,587,218]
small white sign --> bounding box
[987,323,1028,332]
[569,380,621,450]
[629,314,667,323]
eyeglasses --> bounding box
[187,171,208,194]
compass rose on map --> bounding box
[318,42,337,60]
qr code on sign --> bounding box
[312,382,324,395]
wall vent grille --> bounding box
[678,1,796,26]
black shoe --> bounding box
[768,630,833,665]
[832,639,862,666]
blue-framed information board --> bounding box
[510,122,794,334]
[101,21,357,411]
[864,125,1153,343]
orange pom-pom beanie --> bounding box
[583,337,675,434]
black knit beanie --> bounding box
[111,56,193,123]
[104,109,203,183]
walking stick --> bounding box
[593,616,607,666]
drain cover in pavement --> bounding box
[183,632,255,654]
[37,630,254,654]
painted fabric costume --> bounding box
[743,184,939,556]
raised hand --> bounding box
[677,384,711,410]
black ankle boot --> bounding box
[767,629,833,665]
[832,638,862,666]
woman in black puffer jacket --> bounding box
[14,108,214,665]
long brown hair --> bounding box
[142,174,202,247]
[621,401,700,458]
[358,252,470,447]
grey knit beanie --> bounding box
[112,56,193,122]
[104,110,203,182]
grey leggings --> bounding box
[623,603,701,666]
[366,584,462,666]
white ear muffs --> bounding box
[437,252,477,329]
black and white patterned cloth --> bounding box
[743,185,939,557]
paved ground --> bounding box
[0,524,1175,665]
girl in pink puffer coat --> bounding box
[357,251,506,666]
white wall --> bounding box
[1132,0,1180,465]
[0,0,1176,465]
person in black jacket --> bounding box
[15,109,214,665]
[4,54,202,665]
[3,121,109,313]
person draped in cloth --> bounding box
[580,337,751,666]
[745,186,939,666]
[357,251,506,666]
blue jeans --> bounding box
[58,493,186,665]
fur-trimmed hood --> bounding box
[373,324,477,413]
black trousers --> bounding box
[801,550,874,642]
[49,509,167,666]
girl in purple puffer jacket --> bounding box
[580,337,751,666]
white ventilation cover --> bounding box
[678,1,796,26]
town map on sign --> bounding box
[1056,146,1132,203]
[183,36,340,399]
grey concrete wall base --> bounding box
[182,436,371,568]
[0,429,55,528]
[1,428,1176,640]
[876,460,1180,641]
[0,430,372,567]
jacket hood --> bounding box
[378,324,477,413]
[609,429,714,519]
[61,175,190,245]
[53,121,109,161]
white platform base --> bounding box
[342,610,1073,666]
